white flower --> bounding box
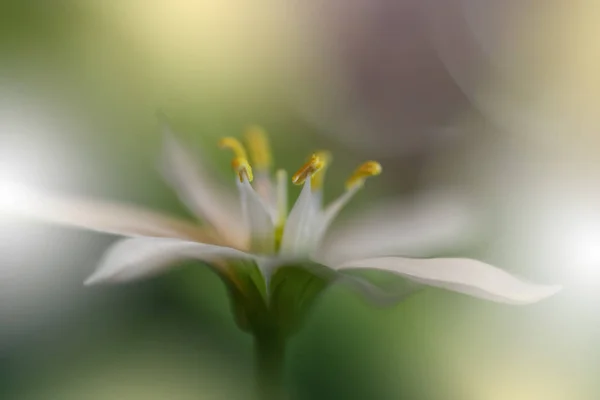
[4,123,561,308]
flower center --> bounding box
[220,128,382,254]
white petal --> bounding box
[85,237,255,285]
[4,188,217,243]
[160,128,248,248]
[277,261,421,307]
[253,171,277,216]
[310,186,359,253]
[317,191,479,264]
[336,257,561,304]
[335,272,423,307]
[238,178,275,254]
[280,180,320,256]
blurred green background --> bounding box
[1,1,599,399]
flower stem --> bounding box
[254,330,287,400]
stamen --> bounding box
[245,126,272,170]
[218,137,248,160]
[310,150,332,191]
[276,169,288,225]
[232,158,254,182]
[219,137,253,182]
[345,161,382,190]
[291,154,325,185]
[273,170,287,250]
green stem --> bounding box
[254,330,287,400]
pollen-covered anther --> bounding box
[292,154,325,185]
[245,126,272,170]
[345,161,382,190]
[219,137,253,182]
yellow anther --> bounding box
[345,161,382,190]
[245,125,272,170]
[218,137,248,160]
[292,154,325,185]
[232,157,254,183]
[310,150,332,190]
[219,137,253,182]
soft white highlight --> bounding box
[0,180,37,215]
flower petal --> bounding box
[335,272,423,307]
[280,180,320,256]
[4,188,217,243]
[160,127,248,248]
[253,171,277,215]
[309,186,360,253]
[274,261,422,307]
[317,191,479,264]
[85,237,255,285]
[238,178,275,254]
[335,257,561,304]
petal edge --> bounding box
[85,237,255,285]
[336,257,561,304]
